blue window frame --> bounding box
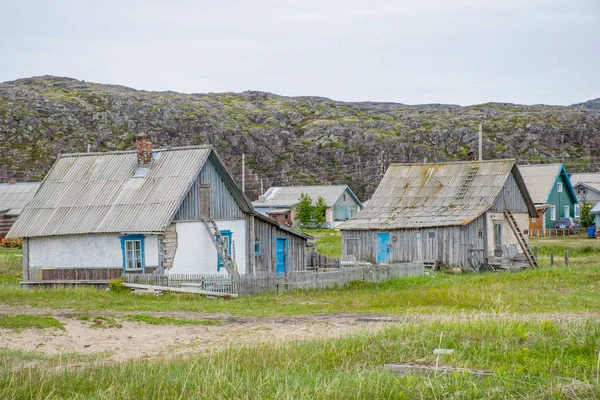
[255,241,261,256]
[217,230,232,272]
[120,235,145,273]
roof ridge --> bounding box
[389,159,515,166]
[60,145,212,158]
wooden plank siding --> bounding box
[491,171,529,213]
[342,214,486,269]
[253,217,307,275]
[174,158,245,221]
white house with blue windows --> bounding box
[8,135,311,285]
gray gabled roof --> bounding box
[339,159,536,230]
[8,146,213,238]
[0,182,41,216]
[252,185,362,208]
[570,172,600,187]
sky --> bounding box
[1,0,599,105]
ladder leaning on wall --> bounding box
[201,219,239,275]
[504,210,539,268]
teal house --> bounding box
[519,164,578,229]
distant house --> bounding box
[569,173,600,204]
[8,135,311,285]
[519,164,578,229]
[252,185,363,228]
[339,160,537,270]
[0,182,41,240]
[590,202,600,227]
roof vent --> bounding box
[259,195,266,202]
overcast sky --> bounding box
[1,0,599,105]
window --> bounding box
[428,231,436,239]
[574,204,580,218]
[343,194,347,201]
[349,209,354,218]
[121,235,145,272]
[284,214,288,220]
[494,222,502,247]
[557,182,563,193]
[577,187,587,195]
[254,242,261,256]
[532,217,536,223]
[478,229,484,238]
[564,205,570,218]
[550,205,556,221]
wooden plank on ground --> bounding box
[123,283,239,298]
[384,363,492,377]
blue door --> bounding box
[377,232,391,263]
[276,237,287,276]
[217,230,232,272]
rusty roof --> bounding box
[339,159,536,230]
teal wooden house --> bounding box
[519,164,578,229]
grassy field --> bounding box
[1,236,600,398]
[1,319,599,398]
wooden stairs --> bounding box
[504,210,539,268]
[202,219,238,275]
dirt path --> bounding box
[2,307,599,365]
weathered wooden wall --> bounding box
[342,214,487,268]
[491,171,529,213]
[174,158,245,221]
[253,217,308,275]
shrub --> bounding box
[108,277,127,292]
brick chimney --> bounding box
[136,133,153,167]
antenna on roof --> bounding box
[87,143,91,153]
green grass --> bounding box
[0,348,112,371]
[300,228,342,258]
[0,314,64,330]
[124,314,221,326]
[0,248,22,280]
[1,264,600,316]
[1,319,599,398]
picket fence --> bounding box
[122,262,424,296]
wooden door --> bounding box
[200,185,211,219]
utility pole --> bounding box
[478,124,483,161]
[260,178,263,195]
[242,153,246,193]
[87,143,91,153]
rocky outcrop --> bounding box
[1,75,599,200]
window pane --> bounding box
[126,241,133,252]
[134,241,141,251]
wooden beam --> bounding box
[123,283,238,298]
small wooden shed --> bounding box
[339,160,538,270]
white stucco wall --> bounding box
[28,233,160,269]
[170,219,247,275]
[487,212,530,255]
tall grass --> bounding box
[2,319,599,399]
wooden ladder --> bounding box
[457,164,479,198]
[201,219,238,275]
[504,210,539,268]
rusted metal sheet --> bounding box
[340,160,536,231]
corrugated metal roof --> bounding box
[570,173,600,186]
[518,164,563,204]
[7,147,211,238]
[0,182,41,216]
[339,159,528,230]
[591,202,600,214]
[252,185,361,208]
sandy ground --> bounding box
[1,306,599,366]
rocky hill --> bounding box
[1,75,599,200]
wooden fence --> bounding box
[123,262,424,296]
[527,228,585,238]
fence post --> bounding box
[565,250,569,267]
[550,251,554,267]
[533,246,538,260]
